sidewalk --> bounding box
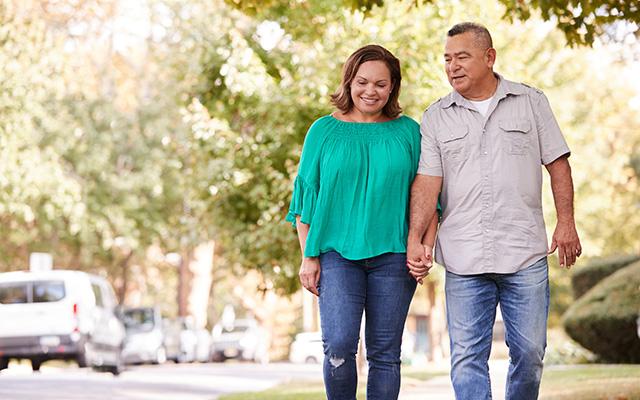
[399,359,509,400]
[399,358,509,400]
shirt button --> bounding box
[483,151,488,155]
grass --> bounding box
[539,364,640,400]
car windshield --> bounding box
[0,281,65,304]
[0,283,29,304]
[33,281,65,302]
[123,309,156,331]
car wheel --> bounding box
[30,358,42,372]
[108,352,123,376]
[0,357,9,371]
[305,356,318,364]
[76,341,90,368]
[153,347,167,365]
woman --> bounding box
[286,44,438,400]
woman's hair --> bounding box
[330,44,402,118]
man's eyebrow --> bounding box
[444,51,472,57]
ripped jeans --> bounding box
[318,251,417,400]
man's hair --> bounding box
[447,22,493,50]
[331,44,402,118]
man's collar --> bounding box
[441,73,524,109]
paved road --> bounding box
[0,361,322,400]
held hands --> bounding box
[407,239,433,285]
[298,257,321,296]
[549,219,581,268]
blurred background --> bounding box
[0,0,639,399]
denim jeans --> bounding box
[445,257,549,400]
[318,251,417,400]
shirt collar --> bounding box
[441,73,524,109]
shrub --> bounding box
[571,254,640,298]
[563,260,640,363]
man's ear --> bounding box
[486,48,497,68]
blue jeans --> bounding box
[318,251,417,400]
[445,257,550,400]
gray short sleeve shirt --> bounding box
[418,75,570,275]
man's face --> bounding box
[444,32,494,97]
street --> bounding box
[0,361,322,400]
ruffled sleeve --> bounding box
[285,118,326,228]
[285,176,318,227]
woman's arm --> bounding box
[296,217,321,296]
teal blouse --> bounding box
[286,115,422,259]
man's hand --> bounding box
[407,240,431,284]
[299,257,321,296]
[545,156,580,269]
[549,220,581,268]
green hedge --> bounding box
[563,260,640,363]
[571,254,640,298]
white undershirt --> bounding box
[469,96,494,117]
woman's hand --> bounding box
[299,257,321,296]
[407,244,433,285]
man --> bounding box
[407,22,581,400]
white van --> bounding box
[0,270,126,374]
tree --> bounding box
[225,0,640,46]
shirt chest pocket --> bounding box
[439,125,469,165]
[499,119,532,156]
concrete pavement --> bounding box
[399,358,510,400]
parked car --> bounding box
[163,317,197,363]
[289,331,324,364]
[121,307,166,365]
[210,318,269,363]
[0,270,125,375]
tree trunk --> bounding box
[117,250,133,304]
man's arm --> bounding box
[545,155,581,268]
[407,174,442,265]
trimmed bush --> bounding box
[571,254,640,298]
[563,260,640,363]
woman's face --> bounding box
[349,60,393,117]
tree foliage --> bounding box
[225,0,640,46]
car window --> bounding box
[33,281,66,302]
[222,325,249,334]
[91,283,104,307]
[0,283,29,304]
[124,308,155,331]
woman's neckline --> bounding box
[330,112,402,125]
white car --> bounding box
[289,331,324,364]
[122,307,167,365]
[0,270,126,374]
[211,319,269,364]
